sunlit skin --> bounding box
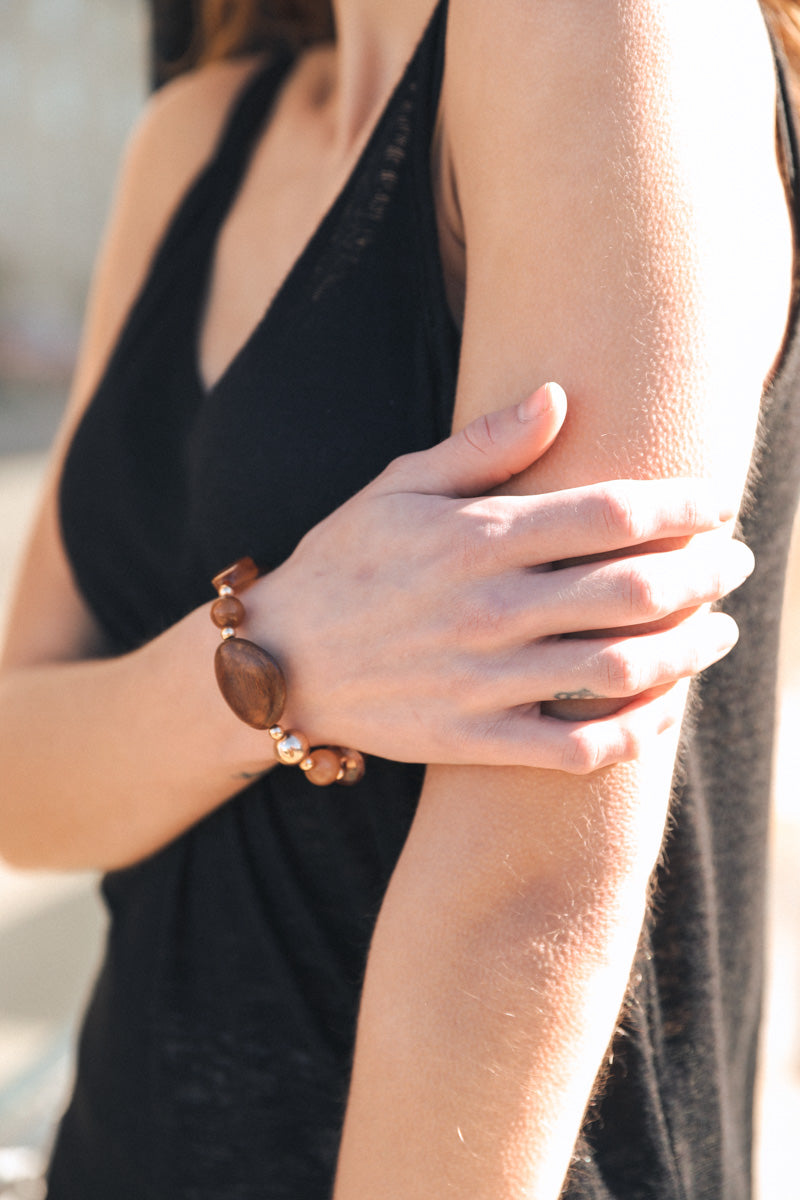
[324,2,793,1196]
[0,0,794,1196]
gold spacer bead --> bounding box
[219,584,234,597]
[274,730,310,766]
[221,627,236,640]
[299,756,315,772]
[268,725,286,741]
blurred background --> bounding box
[0,1,798,1197]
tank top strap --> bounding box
[201,49,296,207]
[146,49,296,283]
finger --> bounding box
[472,611,739,709]
[381,383,568,497]
[482,477,737,570]
[535,687,681,774]
[461,687,681,773]
[489,538,754,640]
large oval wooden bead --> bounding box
[214,637,286,730]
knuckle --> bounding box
[454,500,511,574]
[617,726,643,763]
[460,413,496,458]
[561,729,602,775]
[622,565,658,620]
[594,484,640,543]
[602,646,641,696]
[562,718,646,774]
[677,489,700,533]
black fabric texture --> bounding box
[49,3,800,1196]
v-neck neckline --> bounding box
[194,4,444,401]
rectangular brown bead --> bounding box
[212,557,260,594]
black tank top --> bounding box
[49,3,800,1196]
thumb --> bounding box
[392,382,567,497]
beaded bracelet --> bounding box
[211,557,365,787]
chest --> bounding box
[199,50,465,394]
[59,51,460,648]
[198,67,346,392]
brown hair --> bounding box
[171,0,333,74]
[761,0,800,98]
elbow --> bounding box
[388,838,653,990]
[386,774,677,984]
[0,830,83,874]
[0,834,58,873]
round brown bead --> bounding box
[302,747,343,787]
[338,750,366,786]
[211,596,245,630]
[214,637,286,730]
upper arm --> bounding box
[0,57,264,671]
[414,0,793,877]
[444,0,792,494]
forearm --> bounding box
[0,448,748,873]
[0,601,273,871]
[334,716,683,1199]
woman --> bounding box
[1,0,797,1196]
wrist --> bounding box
[209,558,365,787]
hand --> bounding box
[250,384,752,773]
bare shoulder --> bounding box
[0,57,270,670]
[124,55,267,230]
[443,0,779,103]
[73,55,267,401]
[442,0,783,238]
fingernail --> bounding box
[736,541,755,580]
[517,381,565,422]
[717,622,740,652]
[545,381,567,418]
[725,540,755,586]
[718,500,737,523]
[517,386,548,422]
